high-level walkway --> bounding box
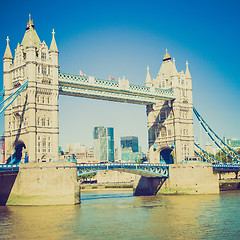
[59,72,175,105]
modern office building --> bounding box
[121,136,139,153]
[120,136,145,162]
[93,126,114,162]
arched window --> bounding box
[42,118,46,127]
[160,111,166,121]
[42,137,47,153]
[161,127,167,138]
[168,130,172,137]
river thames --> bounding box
[0,190,239,240]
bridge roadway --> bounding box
[58,72,175,105]
[1,163,240,177]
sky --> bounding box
[0,0,240,152]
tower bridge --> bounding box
[1,17,234,205]
[2,17,194,165]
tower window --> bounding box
[160,112,166,121]
[41,52,46,60]
[42,67,47,75]
[42,118,46,127]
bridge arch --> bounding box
[13,140,26,162]
[77,163,169,178]
[6,139,26,164]
[159,146,173,164]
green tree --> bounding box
[78,172,96,181]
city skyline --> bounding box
[1,1,240,153]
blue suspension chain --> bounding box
[193,107,240,158]
[193,107,240,162]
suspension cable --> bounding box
[193,106,240,162]
[0,81,28,115]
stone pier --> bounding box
[134,162,219,195]
[1,162,80,205]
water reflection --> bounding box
[0,205,79,239]
[136,195,220,240]
[0,191,240,240]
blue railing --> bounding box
[212,163,240,171]
[0,164,19,172]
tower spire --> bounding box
[163,48,171,61]
[185,61,191,78]
[172,58,178,75]
[145,66,152,87]
[27,13,34,29]
[50,29,58,52]
[3,36,13,59]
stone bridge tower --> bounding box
[146,50,194,163]
[3,17,59,162]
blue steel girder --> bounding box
[59,72,175,105]
[212,163,240,172]
[0,164,19,173]
[77,163,169,178]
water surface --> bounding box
[0,190,240,239]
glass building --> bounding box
[120,136,139,153]
[223,137,240,149]
[93,126,114,163]
[120,136,146,163]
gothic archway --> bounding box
[13,140,26,163]
[159,147,173,164]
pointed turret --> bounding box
[157,49,173,77]
[145,66,152,87]
[119,75,129,89]
[49,29,59,85]
[185,61,191,79]
[21,15,41,51]
[3,36,13,60]
[172,58,178,76]
[50,29,58,52]
[163,48,171,61]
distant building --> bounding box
[60,143,95,163]
[120,136,145,162]
[93,126,114,162]
[223,137,240,149]
[121,136,138,152]
[205,142,212,154]
[121,151,146,163]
